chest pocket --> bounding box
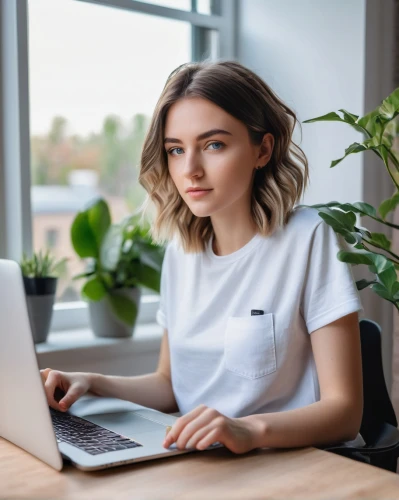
[224,313,276,379]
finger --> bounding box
[171,408,220,450]
[54,387,66,403]
[174,411,216,450]
[185,416,227,450]
[58,383,82,411]
[196,428,221,450]
[40,368,52,384]
[185,424,217,449]
[163,405,208,448]
[165,426,172,440]
[44,371,65,410]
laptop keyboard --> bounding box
[50,408,143,456]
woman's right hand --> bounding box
[40,368,92,412]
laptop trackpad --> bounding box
[69,396,148,417]
[84,411,164,437]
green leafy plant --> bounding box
[71,197,165,326]
[20,249,67,278]
[300,88,399,310]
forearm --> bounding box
[87,372,179,414]
[242,398,360,449]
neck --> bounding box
[211,220,258,256]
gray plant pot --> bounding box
[23,276,57,344]
[88,287,142,338]
[25,294,56,344]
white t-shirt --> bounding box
[156,206,363,419]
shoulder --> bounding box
[263,206,336,252]
[286,206,323,231]
[281,206,349,255]
[161,237,195,266]
[275,206,324,240]
[164,236,208,258]
[162,239,178,262]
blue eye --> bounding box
[208,142,223,150]
[166,142,224,156]
[168,147,184,156]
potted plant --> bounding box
[300,87,399,310]
[71,197,165,338]
[20,250,67,344]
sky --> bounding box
[28,0,193,136]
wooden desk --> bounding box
[1,436,399,499]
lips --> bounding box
[186,188,212,193]
[186,189,212,198]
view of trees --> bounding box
[31,112,150,210]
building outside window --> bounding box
[45,228,59,250]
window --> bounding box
[29,0,193,305]
[139,0,191,10]
[0,0,236,331]
[138,0,219,15]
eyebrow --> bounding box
[163,128,233,145]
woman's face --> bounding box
[164,97,273,219]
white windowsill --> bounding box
[36,322,163,354]
[35,322,164,373]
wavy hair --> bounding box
[138,60,309,253]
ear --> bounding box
[257,133,274,167]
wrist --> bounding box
[87,372,103,396]
[241,414,269,449]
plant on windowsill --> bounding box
[300,87,399,311]
[20,250,67,344]
[71,197,165,338]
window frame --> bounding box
[0,0,237,332]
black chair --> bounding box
[320,318,399,472]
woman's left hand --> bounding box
[163,404,261,454]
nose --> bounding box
[183,149,203,179]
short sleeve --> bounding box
[301,221,363,334]
[155,243,170,329]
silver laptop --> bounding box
[0,259,222,471]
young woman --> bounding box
[41,60,364,454]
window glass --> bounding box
[46,228,59,249]
[28,0,191,302]
[196,0,213,15]
[139,0,191,10]
[139,0,218,15]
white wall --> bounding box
[237,0,366,206]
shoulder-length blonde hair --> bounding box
[138,60,308,253]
